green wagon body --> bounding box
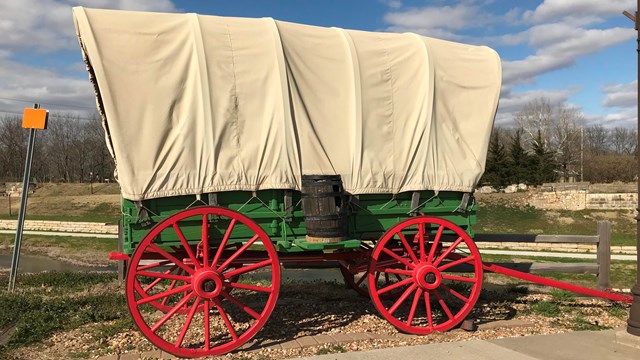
[121,191,476,255]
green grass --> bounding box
[476,203,636,246]
[0,272,128,354]
[529,301,561,317]
[608,305,629,318]
[316,344,346,355]
[568,314,610,331]
[550,289,576,302]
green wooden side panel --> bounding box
[121,190,476,254]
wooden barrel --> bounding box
[301,175,348,243]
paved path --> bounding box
[300,328,640,360]
[92,327,640,360]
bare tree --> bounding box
[514,98,553,150]
[514,98,584,181]
[585,125,609,155]
[610,127,637,155]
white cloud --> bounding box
[383,3,495,40]
[379,0,402,9]
[0,56,96,114]
[0,0,177,53]
[502,25,634,86]
[603,80,637,108]
[523,0,635,25]
[587,108,637,128]
[0,0,178,116]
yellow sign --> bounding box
[22,108,49,130]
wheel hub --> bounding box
[192,270,224,298]
[414,264,442,290]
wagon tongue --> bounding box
[482,261,633,303]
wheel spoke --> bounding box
[397,232,419,263]
[441,274,476,283]
[142,265,178,292]
[201,215,210,268]
[137,260,172,271]
[389,283,418,315]
[161,277,180,307]
[441,284,470,303]
[213,299,239,341]
[418,222,426,263]
[382,268,413,276]
[204,299,211,351]
[173,223,200,269]
[381,247,415,269]
[407,288,423,326]
[151,291,195,332]
[221,291,261,319]
[432,237,463,267]
[229,282,273,293]
[137,283,192,305]
[137,270,191,282]
[427,225,444,263]
[433,289,454,320]
[437,255,475,272]
[175,297,201,347]
[223,259,271,279]
[424,291,433,329]
[217,234,260,273]
[377,277,414,295]
[211,218,237,269]
[148,244,195,275]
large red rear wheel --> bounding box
[126,206,280,358]
[368,216,482,334]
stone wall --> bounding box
[528,190,588,210]
[587,193,637,210]
[0,220,118,234]
[527,183,637,211]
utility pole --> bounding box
[623,4,640,337]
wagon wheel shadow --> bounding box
[239,280,377,350]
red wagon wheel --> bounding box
[126,206,280,358]
[368,216,482,334]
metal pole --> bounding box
[7,104,39,292]
[628,2,640,336]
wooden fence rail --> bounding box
[473,220,611,289]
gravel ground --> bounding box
[6,279,631,360]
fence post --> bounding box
[596,220,611,290]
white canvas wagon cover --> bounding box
[72,7,501,201]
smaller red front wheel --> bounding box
[368,216,482,334]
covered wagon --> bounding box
[72,6,505,357]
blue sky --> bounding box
[0,0,637,127]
